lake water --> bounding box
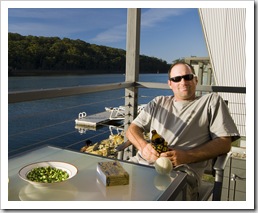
[8,74,172,157]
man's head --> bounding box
[168,62,198,101]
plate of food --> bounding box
[18,161,78,187]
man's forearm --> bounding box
[125,123,147,152]
[186,137,232,163]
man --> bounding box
[126,61,240,200]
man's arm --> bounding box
[160,137,232,166]
[126,123,159,163]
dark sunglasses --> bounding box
[169,74,195,83]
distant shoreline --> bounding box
[8,69,119,76]
[8,69,167,77]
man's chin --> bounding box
[179,93,195,100]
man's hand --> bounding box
[160,137,232,166]
[160,149,188,166]
[141,143,160,163]
[126,123,160,163]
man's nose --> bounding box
[179,78,187,83]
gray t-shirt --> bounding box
[132,93,240,184]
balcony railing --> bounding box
[8,82,246,158]
[8,81,246,103]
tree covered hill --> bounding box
[8,33,170,76]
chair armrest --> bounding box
[212,151,232,201]
[213,151,232,171]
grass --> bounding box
[202,174,215,183]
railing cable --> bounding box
[9,96,126,137]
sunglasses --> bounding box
[169,74,195,83]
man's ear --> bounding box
[195,77,198,85]
[168,80,172,88]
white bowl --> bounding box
[18,161,78,187]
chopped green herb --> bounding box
[26,166,69,183]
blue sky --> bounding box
[8,8,208,63]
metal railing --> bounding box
[9,82,246,103]
[8,82,246,158]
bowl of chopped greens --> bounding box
[18,161,78,187]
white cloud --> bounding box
[90,24,126,44]
[8,8,190,45]
[141,8,188,27]
[91,8,189,44]
[8,8,127,40]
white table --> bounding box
[8,145,187,201]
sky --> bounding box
[8,8,208,63]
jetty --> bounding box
[75,111,114,129]
[75,104,145,130]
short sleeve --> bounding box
[208,94,240,142]
[132,98,157,132]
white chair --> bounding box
[198,151,232,201]
[116,141,232,201]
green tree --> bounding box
[8,33,170,75]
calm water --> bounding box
[8,74,172,157]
